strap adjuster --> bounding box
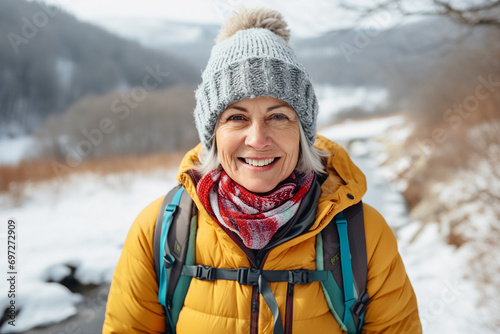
[195,265,215,281]
[163,253,176,269]
[165,203,178,214]
[237,267,260,285]
[351,291,369,317]
[288,269,310,284]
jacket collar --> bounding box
[314,135,367,225]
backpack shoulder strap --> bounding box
[317,201,368,334]
[154,185,182,285]
[153,184,197,333]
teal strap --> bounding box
[335,211,356,327]
[358,312,366,332]
[165,311,175,334]
[170,215,197,326]
[158,187,184,308]
[316,234,348,331]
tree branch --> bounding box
[338,0,500,28]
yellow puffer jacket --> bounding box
[103,135,421,334]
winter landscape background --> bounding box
[0,0,499,333]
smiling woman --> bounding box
[103,7,421,334]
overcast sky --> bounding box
[36,0,394,37]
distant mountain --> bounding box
[0,0,199,136]
[100,15,472,115]
[98,18,220,70]
[290,18,468,112]
[292,17,469,85]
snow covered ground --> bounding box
[315,86,388,125]
[0,137,34,165]
[0,170,179,332]
[0,115,492,332]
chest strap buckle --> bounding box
[237,267,260,285]
[195,265,215,281]
[288,269,310,284]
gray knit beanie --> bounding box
[194,7,318,149]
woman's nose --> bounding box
[245,121,271,149]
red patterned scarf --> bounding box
[197,168,314,249]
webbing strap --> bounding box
[258,275,284,334]
[170,215,197,331]
[182,266,329,334]
[181,266,328,285]
[358,312,366,332]
[335,211,356,327]
[158,187,184,308]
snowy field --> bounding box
[0,169,179,332]
[315,85,388,125]
[0,115,492,333]
[0,137,33,165]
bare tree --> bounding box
[339,0,500,28]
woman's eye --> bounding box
[271,114,288,120]
[228,115,245,121]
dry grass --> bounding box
[0,152,185,194]
[398,105,500,327]
[402,104,499,209]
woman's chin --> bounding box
[239,180,278,194]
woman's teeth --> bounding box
[244,158,275,167]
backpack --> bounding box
[153,185,369,334]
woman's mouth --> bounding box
[241,158,277,167]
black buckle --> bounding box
[237,267,260,285]
[288,270,310,284]
[351,291,369,317]
[195,265,215,281]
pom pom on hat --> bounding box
[216,7,290,43]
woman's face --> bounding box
[215,96,300,193]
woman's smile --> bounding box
[240,157,278,167]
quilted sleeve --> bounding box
[103,197,166,334]
[361,203,422,334]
